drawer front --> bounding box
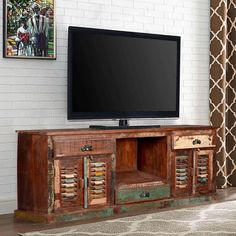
[54,139,115,157]
[115,184,170,204]
[172,135,214,150]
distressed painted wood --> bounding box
[87,155,113,207]
[172,134,215,150]
[115,184,170,204]
[54,139,116,157]
[195,149,214,194]
[116,138,137,172]
[16,125,217,223]
[138,137,168,179]
[17,133,49,213]
[172,150,193,197]
[14,194,215,223]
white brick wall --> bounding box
[0,0,210,214]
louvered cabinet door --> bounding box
[86,155,112,208]
[195,149,214,194]
[54,158,84,211]
[172,150,193,197]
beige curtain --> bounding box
[210,0,236,188]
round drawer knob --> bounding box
[139,191,150,198]
[192,139,201,145]
[81,144,93,152]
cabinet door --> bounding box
[85,155,112,208]
[54,155,113,211]
[54,158,84,211]
[172,150,193,197]
[195,149,214,194]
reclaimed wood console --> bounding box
[15,125,217,223]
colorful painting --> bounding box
[3,0,56,59]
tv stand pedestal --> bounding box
[15,125,216,223]
[119,119,129,127]
[89,120,161,129]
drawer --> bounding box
[115,184,170,204]
[172,135,214,150]
[53,139,115,157]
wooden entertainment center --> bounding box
[15,125,217,223]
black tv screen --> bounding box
[68,26,180,120]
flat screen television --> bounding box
[68,26,181,126]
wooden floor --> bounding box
[1,187,236,236]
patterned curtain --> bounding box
[210,0,236,188]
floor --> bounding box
[1,188,236,236]
[20,199,236,236]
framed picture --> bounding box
[3,0,56,59]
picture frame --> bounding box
[3,0,56,59]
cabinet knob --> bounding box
[139,191,150,198]
[192,139,201,145]
[81,144,93,152]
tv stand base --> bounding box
[90,119,161,129]
[14,194,216,223]
[119,119,129,127]
[89,125,161,130]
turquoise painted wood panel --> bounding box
[116,184,170,204]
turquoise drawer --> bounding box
[115,184,170,204]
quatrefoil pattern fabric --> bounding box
[210,0,236,188]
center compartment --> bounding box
[115,137,170,204]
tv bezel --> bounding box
[67,26,181,120]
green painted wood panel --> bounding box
[116,184,170,204]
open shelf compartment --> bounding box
[115,137,170,204]
[116,170,164,189]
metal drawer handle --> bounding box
[139,191,150,198]
[192,139,201,145]
[81,144,93,152]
